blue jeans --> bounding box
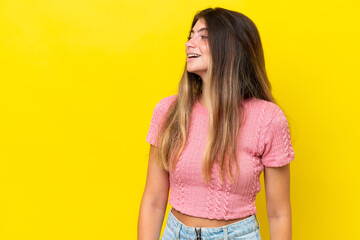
[161,208,261,240]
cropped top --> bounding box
[146,95,295,220]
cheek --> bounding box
[203,47,210,57]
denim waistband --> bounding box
[166,208,260,239]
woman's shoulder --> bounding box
[151,94,177,116]
[155,94,177,109]
[159,94,177,104]
[243,98,283,120]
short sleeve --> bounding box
[146,95,176,147]
[260,107,295,167]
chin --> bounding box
[186,68,204,75]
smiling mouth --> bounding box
[187,54,201,58]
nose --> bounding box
[185,37,196,48]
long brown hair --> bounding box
[155,7,276,184]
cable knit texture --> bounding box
[146,95,295,220]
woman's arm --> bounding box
[138,145,170,240]
[264,164,292,240]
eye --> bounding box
[187,35,208,41]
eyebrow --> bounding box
[190,27,208,34]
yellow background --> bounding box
[0,0,359,239]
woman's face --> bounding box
[185,18,210,80]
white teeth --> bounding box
[188,54,201,58]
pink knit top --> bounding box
[146,95,295,220]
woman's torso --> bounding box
[167,96,270,220]
[151,96,289,221]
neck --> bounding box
[198,90,209,110]
[197,73,209,109]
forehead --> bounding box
[190,18,207,34]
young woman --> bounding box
[138,7,295,240]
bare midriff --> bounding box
[171,208,251,228]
